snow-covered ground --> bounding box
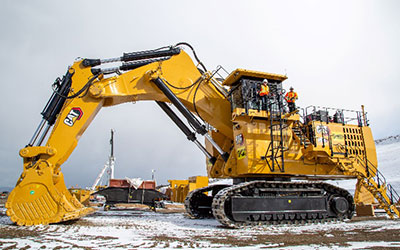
[0,136,399,249]
[0,208,399,249]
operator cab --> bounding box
[223,69,288,116]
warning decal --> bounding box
[237,147,247,160]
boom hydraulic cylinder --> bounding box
[152,78,229,161]
[156,101,217,165]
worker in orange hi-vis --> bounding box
[258,79,270,110]
[285,87,298,112]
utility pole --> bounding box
[110,129,115,179]
[91,129,116,190]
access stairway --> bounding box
[291,104,400,219]
[335,144,400,218]
[297,129,400,218]
[292,122,312,148]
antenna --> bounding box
[109,129,115,179]
[90,129,116,190]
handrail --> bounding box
[334,143,400,205]
[211,65,230,81]
[335,143,382,181]
[387,184,400,205]
[304,105,369,127]
[299,107,306,123]
[209,66,229,98]
[263,95,285,173]
[292,121,309,148]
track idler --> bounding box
[6,160,94,226]
[185,184,231,219]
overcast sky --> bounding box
[0,0,399,189]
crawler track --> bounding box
[211,181,355,228]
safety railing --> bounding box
[208,65,230,98]
[211,65,230,82]
[292,122,310,148]
[303,106,369,127]
[335,143,400,205]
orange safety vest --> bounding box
[285,91,298,103]
[259,84,269,96]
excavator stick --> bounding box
[5,67,98,226]
[6,164,94,226]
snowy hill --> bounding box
[375,135,400,191]
[375,134,400,145]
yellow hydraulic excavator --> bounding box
[6,43,399,227]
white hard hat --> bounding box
[263,79,269,83]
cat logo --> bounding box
[64,107,83,127]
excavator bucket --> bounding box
[6,165,94,226]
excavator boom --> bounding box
[6,44,232,225]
